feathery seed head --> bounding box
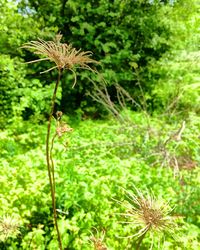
[0,215,20,241]
[90,237,107,250]
[89,228,107,250]
[117,187,179,247]
[56,122,73,137]
[22,34,99,74]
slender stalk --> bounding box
[50,133,57,194]
[46,69,63,250]
[136,231,147,250]
[22,36,98,250]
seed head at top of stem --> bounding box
[22,34,99,86]
[116,187,179,249]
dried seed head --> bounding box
[90,237,107,250]
[89,228,107,250]
[56,122,73,137]
[22,34,99,74]
[0,215,20,241]
[116,187,179,248]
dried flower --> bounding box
[89,228,107,250]
[0,215,20,241]
[22,34,99,76]
[116,187,178,248]
[56,122,73,137]
[90,237,107,250]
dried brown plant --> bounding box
[22,34,98,86]
[0,215,20,241]
[22,34,98,250]
[116,187,178,249]
[89,228,107,250]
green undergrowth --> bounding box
[0,111,199,249]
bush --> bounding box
[0,112,199,249]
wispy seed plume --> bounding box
[22,34,99,80]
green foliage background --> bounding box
[0,0,200,249]
[1,0,199,125]
[1,113,200,249]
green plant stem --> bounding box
[50,133,57,194]
[136,231,147,250]
[46,69,63,250]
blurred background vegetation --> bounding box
[1,0,199,127]
[0,0,199,249]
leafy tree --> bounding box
[18,0,175,114]
[0,0,57,128]
[1,0,199,124]
[145,0,200,114]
